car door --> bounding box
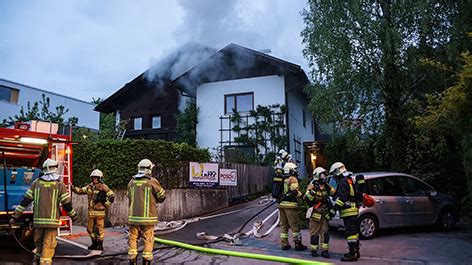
[367,176,407,227]
[396,176,436,225]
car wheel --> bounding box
[358,214,378,240]
[437,209,456,231]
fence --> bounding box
[72,162,272,225]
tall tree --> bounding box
[302,0,472,170]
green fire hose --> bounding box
[155,237,331,265]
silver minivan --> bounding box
[329,172,459,239]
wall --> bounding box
[72,162,271,225]
[196,75,286,155]
[286,88,314,179]
[0,78,99,129]
[73,189,229,225]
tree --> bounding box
[175,102,198,147]
[301,1,472,170]
[2,94,78,127]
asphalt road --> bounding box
[0,198,470,264]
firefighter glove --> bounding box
[325,209,336,220]
[9,217,16,225]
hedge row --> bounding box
[72,139,210,189]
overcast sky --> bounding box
[0,0,309,102]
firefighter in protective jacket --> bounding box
[327,162,362,262]
[10,159,78,265]
[72,169,114,251]
[305,167,336,258]
[278,162,307,251]
[272,149,289,201]
[127,159,166,265]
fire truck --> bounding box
[0,121,73,245]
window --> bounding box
[303,110,306,128]
[151,116,161,129]
[224,93,254,114]
[0,86,19,104]
[133,117,142,130]
[396,177,433,196]
[367,177,403,196]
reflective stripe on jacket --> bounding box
[305,182,335,219]
[73,182,114,217]
[13,179,75,228]
[334,176,359,218]
[278,176,302,209]
[127,176,166,225]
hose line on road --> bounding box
[154,237,331,265]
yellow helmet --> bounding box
[90,169,104,182]
[42,159,58,175]
[138,159,154,175]
[283,162,298,176]
[329,162,346,176]
[312,167,327,181]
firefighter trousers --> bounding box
[309,217,329,251]
[87,216,105,241]
[279,207,301,246]
[34,227,58,265]
[128,225,154,261]
[342,215,359,247]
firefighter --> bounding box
[305,167,336,258]
[127,159,166,265]
[278,162,307,251]
[327,162,360,262]
[10,159,78,265]
[71,169,114,251]
[272,149,289,201]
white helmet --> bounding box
[138,159,154,175]
[329,162,346,177]
[90,169,104,182]
[42,159,58,175]
[278,149,289,160]
[283,162,298,176]
[313,167,327,181]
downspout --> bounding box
[284,80,306,154]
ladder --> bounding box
[117,129,126,140]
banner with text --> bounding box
[189,162,219,188]
[219,169,237,186]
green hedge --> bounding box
[72,139,210,189]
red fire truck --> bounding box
[0,121,73,245]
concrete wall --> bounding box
[196,75,286,155]
[73,189,229,226]
[0,78,99,129]
[287,88,314,179]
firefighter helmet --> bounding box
[42,159,58,175]
[90,169,104,182]
[278,149,289,160]
[329,162,346,176]
[312,167,327,181]
[283,162,298,176]
[138,159,154,175]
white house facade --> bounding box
[0,78,99,130]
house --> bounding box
[96,43,316,178]
[0,78,99,130]
[95,43,216,140]
[173,44,315,178]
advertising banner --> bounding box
[189,162,219,188]
[219,169,237,186]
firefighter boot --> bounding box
[88,239,97,250]
[95,240,103,251]
[321,250,330,258]
[281,245,291,251]
[143,258,152,265]
[294,241,308,251]
[341,242,359,262]
[311,250,319,257]
[129,257,137,265]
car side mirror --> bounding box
[428,190,438,197]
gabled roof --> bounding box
[95,42,216,113]
[172,43,309,96]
